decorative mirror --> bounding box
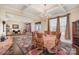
[12,24,19,29]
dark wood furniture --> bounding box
[32,32,44,50]
[32,31,61,50]
[72,20,79,55]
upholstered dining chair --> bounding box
[45,32,61,54]
[32,32,37,48]
[36,33,44,50]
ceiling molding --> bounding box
[0,4,79,22]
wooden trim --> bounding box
[35,22,41,24]
[49,13,70,20]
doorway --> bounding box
[25,23,31,32]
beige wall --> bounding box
[0,8,6,35]
[0,7,27,35]
[6,21,25,32]
[70,7,79,22]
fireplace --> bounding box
[13,30,20,34]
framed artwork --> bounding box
[12,24,19,29]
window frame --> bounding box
[35,22,41,32]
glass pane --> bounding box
[49,18,57,31]
[35,23,41,32]
[60,16,67,40]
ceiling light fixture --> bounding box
[41,4,50,20]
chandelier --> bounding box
[41,4,49,20]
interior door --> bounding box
[26,23,31,32]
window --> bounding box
[49,18,57,31]
[35,22,41,32]
[48,14,70,40]
[60,16,67,40]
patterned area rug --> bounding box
[13,35,32,54]
[5,34,32,55]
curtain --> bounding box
[65,14,71,39]
[56,16,60,32]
